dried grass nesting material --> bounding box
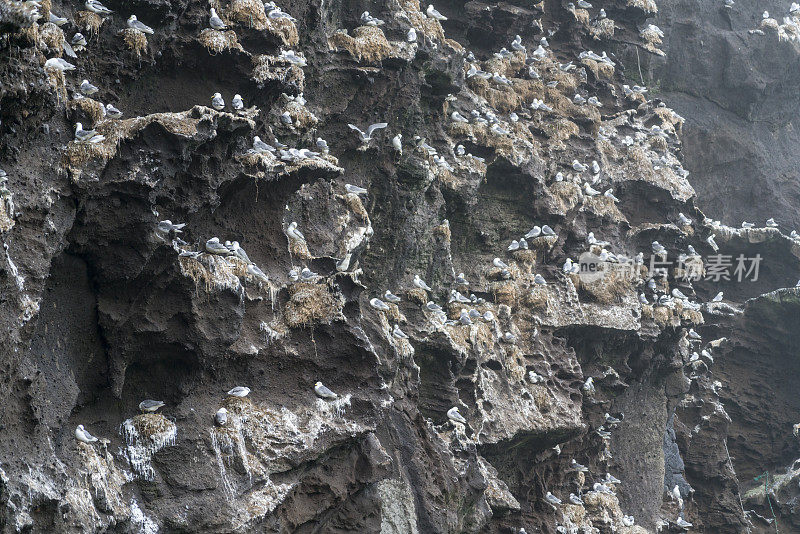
[405,287,428,306]
[45,67,67,101]
[226,0,268,29]
[575,264,632,304]
[571,7,590,25]
[119,27,147,57]
[266,17,298,46]
[199,28,244,54]
[589,18,615,40]
[542,118,579,143]
[251,54,305,90]
[328,26,394,63]
[627,0,658,14]
[68,97,106,126]
[75,11,103,35]
[285,282,342,327]
[398,0,445,42]
[38,22,64,55]
[344,193,368,220]
[582,57,614,79]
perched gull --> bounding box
[605,412,622,425]
[300,267,318,281]
[209,7,226,30]
[49,11,68,25]
[227,241,251,263]
[247,264,269,283]
[425,301,442,312]
[678,212,692,226]
[127,15,154,34]
[493,257,509,270]
[105,103,123,119]
[211,92,225,111]
[712,291,723,302]
[157,220,185,234]
[582,377,595,394]
[413,274,432,291]
[85,0,113,15]
[360,11,384,26]
[75,424,98,443]
[427,4,447,20]
[45,58,76,71]
[455,273,469,285]
[534,274,547,285]
[231,94,244,112]
[72,33,87,48]
[446,406,467,424]
[545,492,562,506]
[541,225,556,236]
[407,28,417,42]
[384,290,401,303]
[370,297,390,311]
[252,136,274,153]
[348,123,388,145]
[569,493,584,505]
[214,407,228,426]
[314,381,338,400]
[392,134,403,153]
[280,50,307,66]
[316,137,329,154]
[74,123,104,143]
[139,400,165,413]
[345,183,368,195]
[205,237,231,255]
[766,218,778,228]
[80,79,99,95]
[675,517,692,529]
[227,386,250,397]
[286,221,306,242]
[393,324,409,339]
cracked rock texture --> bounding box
[1,0,800,532]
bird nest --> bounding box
[68,97,106,126]
[627,0,658,13]
[542,118,579,143]
[119,27,147,57]
[589,18,615,40]
[491,281,517,307]
[581,57,614,79]
[0,201,14,232]
[571,8,590,25]
[266,17,299,46]
[75,11,104,35]
[226,0,268,29]
[398,0,446,42]
[285,282,342,327]
[525,285,548,309]
[122,414,176,444]
[38,22,64,55]
[44,66,67,101]
[328,26,394,63]
[575,264,633,304]
[344,193,368,220]
[405,287,428,306]
[199,28,244,54]
[179,254,243,293]
[251,54,305,90]
[278,100,318,130]
[289,238,312,260]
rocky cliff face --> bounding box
[1,0,800,532]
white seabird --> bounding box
[75,424,98,443]
[384,290,401,303]
[209,7,226,30]
[105,103,123,118]
[345,183,368,195]
[211,92,225,110]
[314,381,338,399]
[127,15,154,34]
[45,58,76,71]
[80,79,99,95]
[231,94,244,112]
[413,274,432,291]
[407,28,416,42]
[545,492,562,506]
[348,122,388,145]
[85,0,113,15]
[712,291,723,302]
[205,237,231,255]
[286,221,306,242]
[427,4,447,20]
[247,264,269,283]
[157,220,185,234]
[493,257,509,270]
[446,406,466,424]
[215,407,228,426]
[541,225,556,236]
[139,400,165,413]
[74,123,104,143]
[393,324,409,339]
[227,386,250,397]
[360,11,384,26]
[370,297,390,311]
